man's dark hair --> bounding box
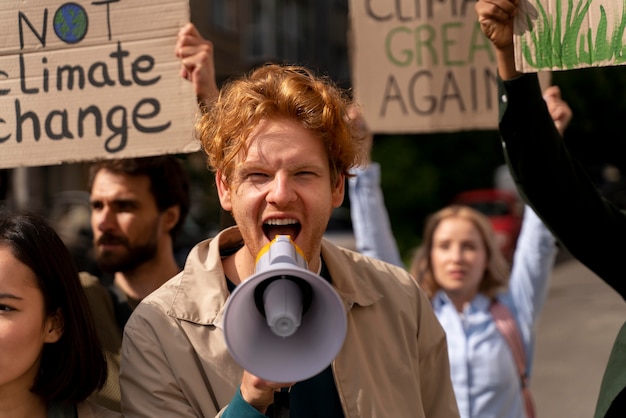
[88,156,191,238]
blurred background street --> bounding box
[533,250,626,418]
[4,0,626,264]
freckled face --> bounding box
[217,117,345,265]
[430,217,487,307]
[0,246,61,394]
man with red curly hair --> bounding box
[120,62,459,417]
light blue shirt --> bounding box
[437,206,556,418]
[349,164,557,418]
[348,163,403,267]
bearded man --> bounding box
[81,156,190,412]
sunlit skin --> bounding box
[89,170,179,300]
[430,217,488,312]
[216,117,344,412]
[0,246,62,418]
[217,117,345,285]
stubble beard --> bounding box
[95,238,159,274]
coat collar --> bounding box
[432,289,491,314]
[168,227,383,325]
[320,239,383,309]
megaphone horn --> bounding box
[223,235,347,383]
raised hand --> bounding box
[475,0,521,79]
[346,104,373,168]
[475,0,517,48]
[240,370,295,414]
[543,86,573,136]
[175,23,219,108]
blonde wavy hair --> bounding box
[409,205,510,300]
[196,63,364,186]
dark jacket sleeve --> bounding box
[498,73,626,299]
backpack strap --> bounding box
[490,300,536,418]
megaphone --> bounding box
[223,235,347,383]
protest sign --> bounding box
[514,0,626,72]
[348,0,513,133]
[0,0,197,169]
[348,0,552,133]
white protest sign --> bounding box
[0,0,198,169]
[514,0,626,72]
[348,0,504,133]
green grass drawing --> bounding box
[521,0,626,69]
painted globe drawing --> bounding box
[54,3,88,44]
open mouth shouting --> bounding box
[263,218,301,241]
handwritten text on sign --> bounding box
[349,0,501,134]
[0,0,196,168]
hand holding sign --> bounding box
[474,0,521,80]
[175,23,219,110]
[0,0,197,169]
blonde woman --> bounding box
[410,205,555,418]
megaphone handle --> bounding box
[272,388,290,418]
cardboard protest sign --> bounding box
[348,0,507,133]
[514,0,626,72]
[0,0,198,169]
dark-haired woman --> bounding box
[0,211,120,418]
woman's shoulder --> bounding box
[76,400,122,418]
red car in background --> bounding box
[451,189,523,263]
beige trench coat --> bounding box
[120,227,459,417]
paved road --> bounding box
[532,251,626,417]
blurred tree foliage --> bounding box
[554,66,626,177]
[366,130,504,262]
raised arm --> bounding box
[474,0,520,80]
[503,86,569,353]
[349,163,404,268]
[347,106,403,267]
[475,0,626,297]
[504,205,556,370]
[175,23,219,110]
